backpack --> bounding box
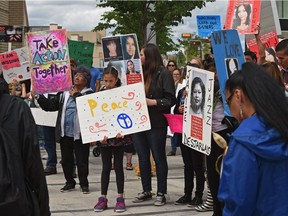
[0,94,40,216]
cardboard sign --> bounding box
[247,30,279,59]
[182,66,214,156]
[30,108,58,127]
[68,40,94,68]
[225,0,261,34]
[26,29,72,94]
[211,30,245,115]
[0,47,30,83]
[76,82,151,143]
[197,15,221,37]
[102,34,143,86]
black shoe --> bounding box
[133,192,152,203]
[174,194,191,205]
[44,167,57,175]
[188,196,203,206]
[81,186,89,194]
[60,183,75,192]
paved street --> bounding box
[42,140,213,216]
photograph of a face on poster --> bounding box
[182,66,214,155]
[190,72,207,118]
[225,58,239,78]
[103,37,123,62]
[104,60,126,86]
[232,4,252,32]
[121,34,140,60]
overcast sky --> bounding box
[26,0,228,38]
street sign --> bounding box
[0,25,23,42]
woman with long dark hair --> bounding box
[132,44,176,206]
[232,4,251,31]
[219,62,288,215]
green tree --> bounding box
[93,0,213,53]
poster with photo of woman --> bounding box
[225,0,261,35]
[102,36,123,62]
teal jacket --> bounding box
[218,114,288,216]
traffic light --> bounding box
[191,40,201,46]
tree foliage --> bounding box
[93,0,213,53]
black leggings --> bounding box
[100,145,124,195]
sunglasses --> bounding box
[168,64,175,67]
[226,91,235,107]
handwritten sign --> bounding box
[76,82,151,143]
[197,15,221,37]
[247,30,279,58]
[102,34,143,86]
[0,47,30,83]
[225,0,261,34]
[26,29,72,94]
[182,66,214,155]
[211,30,245,115]
[68,40,94,68]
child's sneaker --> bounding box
[114,197,126,213]
[94,197,108,212]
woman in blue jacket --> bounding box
[219,62,288,215]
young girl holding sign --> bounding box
[93,66,133,213]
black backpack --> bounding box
[0,94,40,216]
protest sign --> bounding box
[197,15,221,37]
[211,29,245,115]
[247,30,279,60]
[225,0,261,34]
[26,29,72,94]
[30,108,58,127]
[68,40,94,68]
[102,34,142,86]
[0,47,30,83]
[76,82,150,143]
[182,66,214,155]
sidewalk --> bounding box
[42,140,213,216]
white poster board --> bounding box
[182,66,214,155]
[30,108,58,127]
[0,47,30,83]
[76,82,151,143]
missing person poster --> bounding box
[102,34,143,86]
[225,0,261,34]
[182,66,214,156]
[211,29,245,115]
[0,47,30,83]
[26,29,72,94]
[76,82,151,143]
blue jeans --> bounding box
[133,127,168,194]
[170,133,180,152]
[43,126,57,168]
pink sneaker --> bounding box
[114,197,126,213]
[94,197,108,212]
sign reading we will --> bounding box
[76,82,151,143]
[26,29,72,94]
[0,47,30,83]
[211,30,245,115]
